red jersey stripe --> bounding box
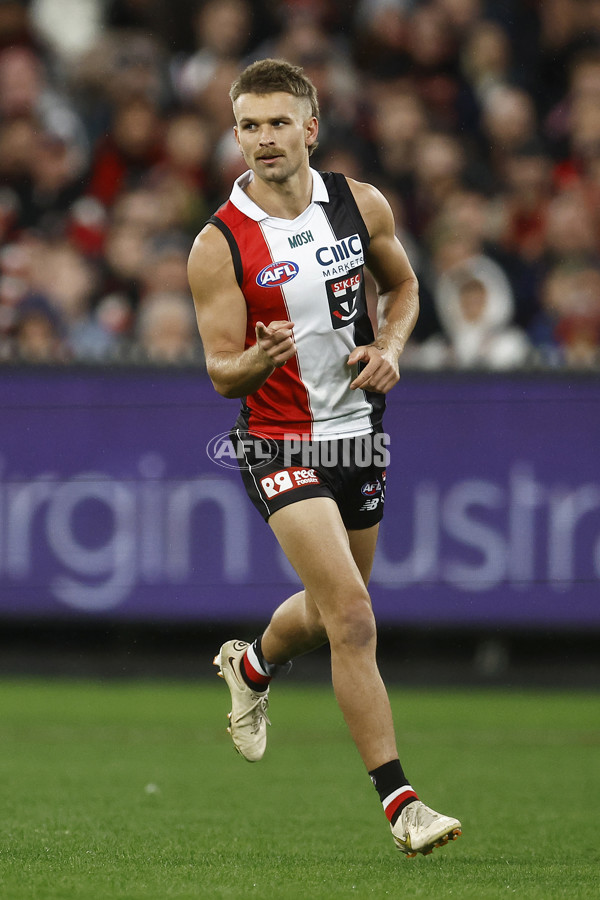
[212,201,313,438]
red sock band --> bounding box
[242,651,271,687]
[383,786,419,822]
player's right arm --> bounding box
[187,224,296,399]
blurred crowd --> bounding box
[2,0,600,370]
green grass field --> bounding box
[0,678,598,900]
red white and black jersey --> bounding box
[208,169,385,440]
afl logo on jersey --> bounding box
[256,261,299,287]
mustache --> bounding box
[256,150,285,158]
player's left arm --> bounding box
[346,179,419,393]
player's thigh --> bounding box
[347,523,379,587]
[269,496,368,607]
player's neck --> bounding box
[245,167,313,220]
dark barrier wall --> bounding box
[0,369,598,630]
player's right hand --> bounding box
[255,320,296,368]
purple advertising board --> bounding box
[0,368,598,629]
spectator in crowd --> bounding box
[480,84,540,182]
[458,17,513,132]
[404,2,463,130]
[30,0,105,64]
[72,30,169,146]
[173,0,253,107]
[496,142,554,265]
[0,0,598,369]
[352,0,409,78]
[419,238,532,369]
[530,261,600,367]
[0,43,87,154]
[543,187,598,268]
[87,96,165,208]
[138,232,191,299]
[0,0,34,53]
[436,0,482,35]
[18,131,86,232]
[368,88,428,193]
[134,290,203,364]
[25,237,119,360]
[535,0,599,118]
[11,294,68,363]
[0,117,39,211]
[409,130,466,237]
[152,110,211,229]
[97,216,145,312]
[0,238,33,325]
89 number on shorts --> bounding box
[260,467,320,498]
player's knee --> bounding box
[327,595,376,650]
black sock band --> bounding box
[368,759,418,825]
[369,759,409,802]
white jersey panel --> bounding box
[258,204,374,440]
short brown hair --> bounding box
[230,58,320,120]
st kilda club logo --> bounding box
[325,267,363,330]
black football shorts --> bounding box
[230,426,388,530]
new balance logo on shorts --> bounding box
[260,467,320,499]
[359,473,385,513]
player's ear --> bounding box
[306,116,319,149]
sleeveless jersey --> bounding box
[208,168,385,440]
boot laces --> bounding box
[235,692,271,734]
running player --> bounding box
[187,58,461,857]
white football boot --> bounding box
[391,801,462,857]
[213,639,270,762]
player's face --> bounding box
[233,92,318,184]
